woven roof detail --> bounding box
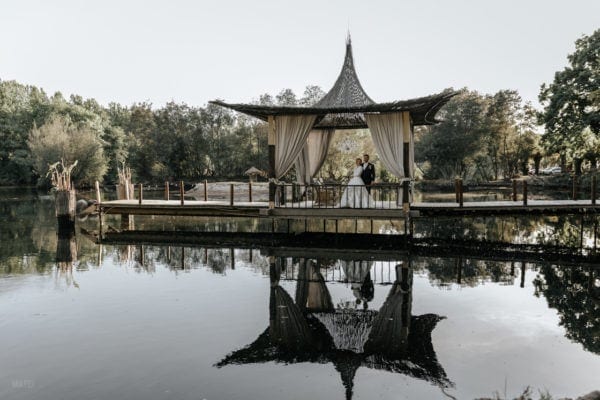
[210,38,458,128]
[315,37,374,108]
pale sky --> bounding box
[1,0,598,109]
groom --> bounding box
[361,154,375,193]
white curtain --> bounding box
[365,112,405,178]
[275,115,317,179]
[294,129,335,184]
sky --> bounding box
[1,0,598,109]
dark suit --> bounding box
[361,162,375,193]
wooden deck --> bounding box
[97,198,599,219]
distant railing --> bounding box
[274,182,406,209]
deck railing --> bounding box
[274,182,406,209]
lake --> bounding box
[0,187,598,400]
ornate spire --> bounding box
[316,37,374,108]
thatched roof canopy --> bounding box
[210,37,457,129]
[244,166,263,176]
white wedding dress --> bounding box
[339,165,374,208]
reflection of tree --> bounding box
[533,266,599,354]
[417,214,595,249]
[413,257,517,288]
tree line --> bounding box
[0,29,597,187]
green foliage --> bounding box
[539,28,600,167]
[416,89,541,182]
[28,115,107,187]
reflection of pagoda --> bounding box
[216,260,452,399]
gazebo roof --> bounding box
[244,166,263,175]
[210,36,457,128]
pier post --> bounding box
[55,189,76,232]
[458,179,464,207]
[203,180,208,201]
[573,175,578,200]
[248,181,253,202]
[512,179,517,202]
[230,184,234,206]
[455,179,459,203]
[523,180,528,206]
[95,181,101,204]
[592,175,597,205]
[165,182,170,201]
[180,181,184,206]
[520,262,526,288]
[138,184,143,205]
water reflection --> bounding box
[217,259,452,399]
[534,266,599,355]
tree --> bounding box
[28,114,107,187]
[416,89,488,180]
[539,29,600,170]
[275,88,297,106]
[300,85,325,106]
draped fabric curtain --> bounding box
[294,129,335,184]
[365,112,405,178]
[275,115,317,179]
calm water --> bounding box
[0,188,598,400]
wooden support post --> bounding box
[203,180,208,201]
[573,175,578,200]
[456,257,462,284]
[458,179,464,207]
[230,248,235,270]
[165,181,170,201]
[230,184,234,206]
[323,219,326,233]
[138,184,143,205]
[523,180,528,206]
[580,214,585,250]
[95,181,101,204]
[512,179,517,202]
[592,175,597,205]
[402,111,414,210]
[98,209,103,240]
[248,181,253,202]
[520,262,526,288]
[268,115,276,209]
[181,247,185,269]
[455,179,460,203]
[180,181,184,206]
[335,219,338,233]
[55,188,76,231]
[249,249,253,263]
[402,180,410,212]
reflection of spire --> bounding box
[332,353,362,400]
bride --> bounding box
[339,158,374,208]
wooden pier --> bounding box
[96,198,600,219]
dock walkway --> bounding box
[97,198,599,219]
